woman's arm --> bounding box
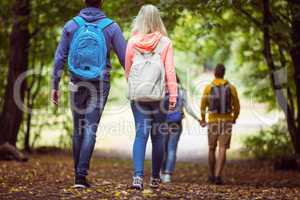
[182,89,199,121]
[125,39,135,80]
[163,40,177,104]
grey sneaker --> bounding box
[161,174,172,183]
[132,176,143,190]
[150,177,161,189]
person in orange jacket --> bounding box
[200,64,240,185]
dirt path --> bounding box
[1,154,299,200]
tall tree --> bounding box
[0,0,30,147]
[289,0,300,153]
[261,0,300,153]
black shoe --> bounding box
[149,177,161,189]
[207,176,215,184]
[74,176,91,188]
[215,176,223,185]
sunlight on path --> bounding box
[93,73,281,161]
[95,100,280,161]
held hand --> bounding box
[168,102,176,111]
[199,119,207,127]
[51,89,59,106]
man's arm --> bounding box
[231,85,240,122]
[200,85,210,124]
[52,23,73,91]
[111,23,127,68]
[51,22,73,105]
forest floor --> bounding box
[1,153,300,200]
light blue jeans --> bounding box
[161,121,183,174]
[131,101,167,178]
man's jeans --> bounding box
[70,80,110,177]
[131,101,167,179]
[162,121,183,174]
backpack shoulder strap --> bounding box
[73,16,86,27]
[154,37,166,54]
[211,82,217,88]
[210,82,220,94]
[134,48,143,56]
[97,18,114,30]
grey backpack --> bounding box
[128,38,166,102]
[208,83,232,114]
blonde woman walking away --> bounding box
[125,4,177,190]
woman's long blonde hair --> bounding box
[132,4,168,36]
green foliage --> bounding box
[242,123,294,160]
[163,0,293,112]
[171,10,233,68]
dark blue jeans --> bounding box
[70,80,110,177]
[162,121,183,174]
[131,101,167,178]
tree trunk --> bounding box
[0,0,30,146]
[0,142,28,161]
[290,0,300,154]
[263,0,300,154]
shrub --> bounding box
[242,123,294,160]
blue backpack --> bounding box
[68,16,114,80]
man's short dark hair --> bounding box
[85,0,103,7]
[214,64,226,78]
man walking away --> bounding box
[200,64,240,185]
[51,0,126,188]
